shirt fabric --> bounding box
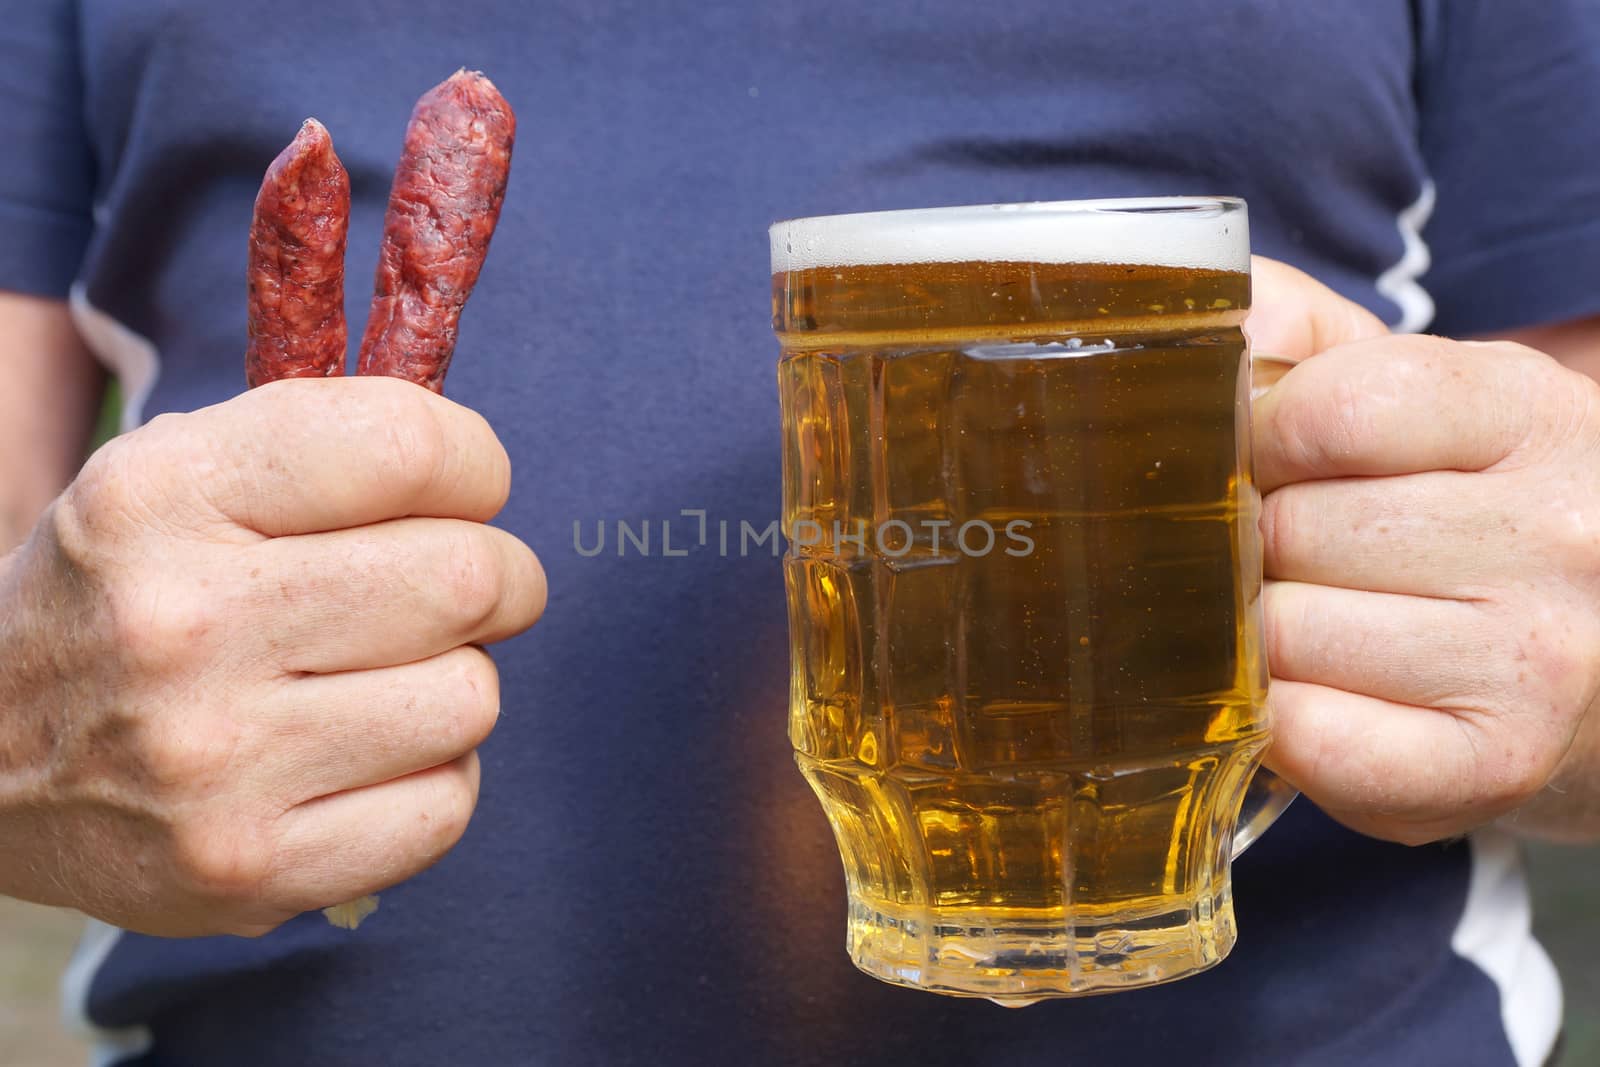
[4,2,1599,1065]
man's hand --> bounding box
[1248,258,1600,845]
[0,376,546,935]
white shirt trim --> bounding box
[1451,830,1564,1067]
[68,283,160,432]
[1374,180,1437,334]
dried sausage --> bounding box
[240,79,513,931]
[356,70,516,393]
[356,71,515,392]
[245,119,350,388]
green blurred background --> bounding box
[0,388,1595,1065]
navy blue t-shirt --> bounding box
[4,2,1600,1065]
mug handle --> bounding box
[1231,768,1298,859]
[1231,352,1302,860]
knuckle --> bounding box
[106,581,222,675]
[1515,613,1591,700]
[437,528,505,632]
[43,491,101,576]
[412,649,500,759]
[1259,489,1307,577]
[1452,711,1555,813]
[140,715,243,795]
[417,761,478,857]
[451,647,501,746]
[1484,745,1553,811]
[520,543,549,624]
[373,386,449,503]
[58,419,210,560]
[475,533,547,628]
[493,535,548,633]
[1542,503,1600,582]
[173,820,274,899]
[131,412,196,466]
[1522,489,1586,575]
[1495,343,1582,455]
[1529,640,1581,689]
[1526,652,1599,752]
[1270,378,1366,477]
[438,792,476,852]
[60,437,142,545]
[465,408,513,514]
[1260,583,1296,671]
[1320,377,1370,460]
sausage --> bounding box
[245,118,350,388]
[356,70,516,393]
[240,80,511,932]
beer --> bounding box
[771,200,1269,1002]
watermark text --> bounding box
[572,510,1034,559]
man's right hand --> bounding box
[0,376,546,937]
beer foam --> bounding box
[770,197,1248,273]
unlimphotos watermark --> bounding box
[572,510,1035,559]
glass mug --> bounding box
[770,198,1296,1004]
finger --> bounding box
[1260,471,1513,596]
[1260,679,1498,842]
[1263,677,1568,844]
[1245,256,1388,361]
[253,517,546,673]
[257,646,499,802]
[173,375,512,535]
[1264,580,1505,708]
[1253,336,1543,493]
[267,751,480,912]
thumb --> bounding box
[1246,256,1389,360]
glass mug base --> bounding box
[846,891,1236,1005]
[799,738,1263,1003]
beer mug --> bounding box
[770,198,1296,1004]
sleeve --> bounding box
[1415,0,1600,336]
[0,0,96,299]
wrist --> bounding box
[0,550,49,901]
